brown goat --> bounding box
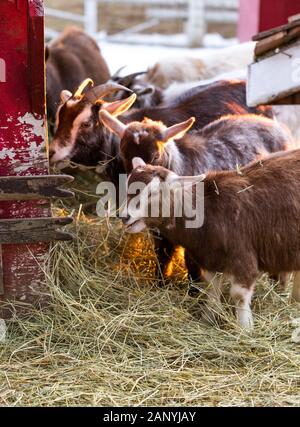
[100,113,294,175]
[100,111,294,282]
[122,153,300,329]
[46,27,110,133]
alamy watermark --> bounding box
[95,174,205,229]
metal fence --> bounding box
[45,0,239,46]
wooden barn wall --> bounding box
[0,0,50,316]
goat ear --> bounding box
[163,117,195,142]
[99,110,127,138]
[60,90,72,103]
[132,157,146,169]
[101,93,137,117]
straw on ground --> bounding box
[0,208,299,406]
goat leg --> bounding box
[269,272,290,292]
[184,250,205,296]
[230,282,255,330]
[153,234,176,281]
[292,271,300,304]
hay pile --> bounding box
[0,208,300,406]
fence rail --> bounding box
[45,0,239,46]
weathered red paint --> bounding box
[0,0,50,316]
[238,0,300,42]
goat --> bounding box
[141,42,255,90]
[49,79,272,281]
[49,79,272,175]
[101,113,293,175]
[46,27,111,133]
[162,82,300,144]
[100,111,294,282]
[163,70,247,104]
[110,70,249,110]
[122,152,300,329]
[113,72,300,142]
[118,70,248,110]
[134,76,300,144]
[117,71,300,144]
[163,83,300,144]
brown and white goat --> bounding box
[49,79,272,178]
[100,111,294,282]
[101,112,294,175]
[46,27,111,133]
[122,153,300,329]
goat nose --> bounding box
[122,214,131,224]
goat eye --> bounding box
[81,122,90,128]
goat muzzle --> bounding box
[121,214,131,225]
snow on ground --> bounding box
[100,33,238,75]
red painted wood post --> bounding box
[238,0,300,42]
[0,0,50,317]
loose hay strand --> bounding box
[0,214,300,407]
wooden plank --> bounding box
[287,26,300,42]
[247,42,300,106]
[0,175,74,201]
[255,27,300,58]
[0,217,73,244]
[271,92,300,105]
[253,19,300,41]
[255,31,287,57]
[289,14,300,23]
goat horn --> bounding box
[99,110,127,139]
[83,83,133,103]
[111,66,127,80]
[113,71,147,87]
[101,93,137,117]
[73,78,94,99]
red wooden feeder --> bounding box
[0,0,73,318]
